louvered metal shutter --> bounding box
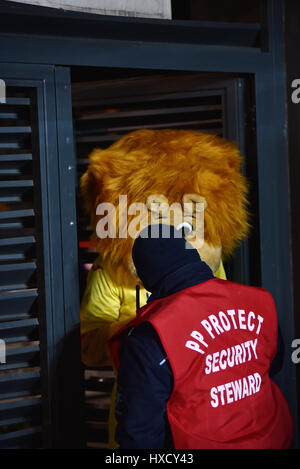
[73,74,248,448]
[0,65,83,449]
[0,83,46,448]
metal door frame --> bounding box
[0,0,297,445]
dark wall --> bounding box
[284,0,300,436]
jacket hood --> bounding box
[132,224,203,292]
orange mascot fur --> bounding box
[80,128,249,447]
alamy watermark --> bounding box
[0,339,6,364]
[0,80,7,363]
[291,339,300,364]
[0,79,6,104]
[95,195,205,249]
[291,79,300,103]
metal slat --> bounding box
[106,117,222,132]
[85,405,109,422]
[0,169,27,177]
[0,162,32,178]
[0,145,26,151]
[0,197,31,205]
[76,120,222,143]
[0,229,35,239]
[72,88,223,109]
[0,183,34,205]
[0,154,32,162]
[0,236,35,261]
[76,125,222,145]
[0,259,36,268]
[0,236,35,248]
[0,180,33,188]
[0,209,34,220]
[0,288,37,300]
[76,134,122,144]
[0,289,38,321]
[0,108,30,121]
[0,370,40,400]
[0,426,42,449]
[84,376,114,393]
[0,237,35,264]
[1,344,40,371]
[0,127,31,134]
[71,74,224,102]
[0,318,39,343]
[0,111,20,119]
[0,262,36,290]
[76,103,223,122]
[0,230,36,242]
[76,105,222,127]
[0,398,41,427]
[2,98,31,106]
[76,117,222,136]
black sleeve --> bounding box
[115,322,173,449]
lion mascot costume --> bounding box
[80,129,249,447]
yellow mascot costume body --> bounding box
[79,129,249,447]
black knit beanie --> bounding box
[132,224,200,292]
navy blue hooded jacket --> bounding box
[115,225,284,449]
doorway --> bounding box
[70,66,259,448]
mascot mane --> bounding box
[80,129,249,286]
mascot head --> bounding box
[80,129,249,286]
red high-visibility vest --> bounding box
[110,278,293,449]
